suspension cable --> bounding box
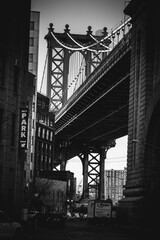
[51,32,99,52]
[40,50,48,93]
[50,16,131,53]
[67,32,111,51]
[89,34,111,50]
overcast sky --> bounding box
[31,0,127,91]
[32,0,126,34]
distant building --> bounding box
[22,10,40,209]
[25,11,40,189]
[34,177,67,213]
[33,92,75,214]
[35,170,74,213]
[104,168,127,205]
[28,11,40,76]
[34,92,55,176]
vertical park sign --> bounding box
[19,108,28,149]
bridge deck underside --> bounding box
[54,42,131,161]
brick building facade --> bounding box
[35,92,55,176]
[0,0,32,219]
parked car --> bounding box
[38,212,65,229]
[0,210,22,239]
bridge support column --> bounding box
[79,141,115,200]
[117,0,160,229]
[79,148,89,199]
[99,148,106,200]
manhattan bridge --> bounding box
[39,0,160,227]
[40,14,131,200]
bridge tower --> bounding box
[44,23,109,111]
[44,23,112,200]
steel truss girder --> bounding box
[48,45,107,112]
[50,47,64,111]
[79,147,106,200]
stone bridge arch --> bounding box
[143,93,160,228]
[117,0,160,229]
[144,96,160,203]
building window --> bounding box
[38,114,46,124]
[32,102,35,112]
[50,131,53,141]
[41,101,45,109]
[49,145,52,155]
[37,99,46,109]
[29,53,33,63]
[46,130,49,140]
[31,136,34,145]
[37,99,41,107]
[32,119,35,129]
[31,153,33,162]
[42,128,45,138]
[38,126,41,137]
[30,21,34,30]
[49,120,54,127]
[29,37,34,46]
[40,155,44,170]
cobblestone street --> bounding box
[26,220,155,240]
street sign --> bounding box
[19,108,28,149]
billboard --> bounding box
[19,108,28,149]
[95,201,112,218]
